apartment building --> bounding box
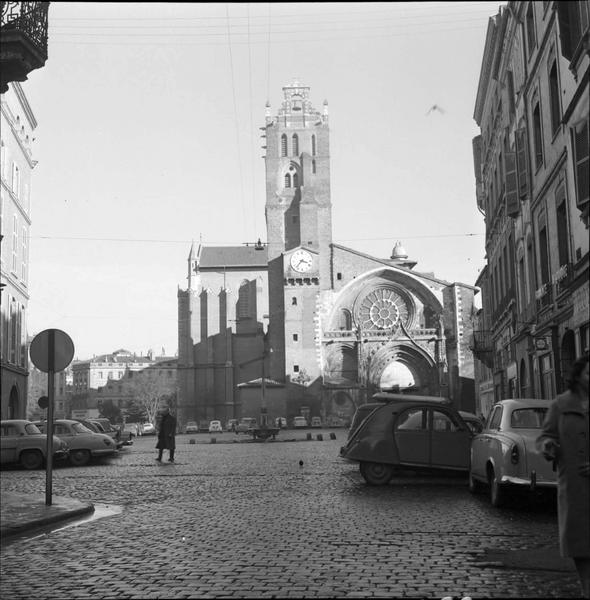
[471,1,589,413]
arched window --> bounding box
[292,134,299,156]
[284,173,291,188]
[237,280,251,319]
[293,173,299,188]
[312,160,316,174]
[311,135,316,156]
[281,134,288,157]
[338,309,352,330]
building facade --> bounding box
[0,82,37,419]
[178,80,478,431]
[471,1,589,415]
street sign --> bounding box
[30,329,75,373]
[38,396,49,409]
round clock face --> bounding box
[290,249,313,273]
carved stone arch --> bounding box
[323,342,358,385]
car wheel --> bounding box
[70,449,91,467]
[488,467,505,507]
[20,450,44,470]
[360,462,394,486]
[468,470,483,494]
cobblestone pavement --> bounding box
[0,432,583,599]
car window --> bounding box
[2,424,19,436]
[396,408,426,430]
[72,423,93,433]
[24,423,42,435]
[487,406,503,430]
[510,408,547,428]
[53,424,70,435]
[431,410,459,432]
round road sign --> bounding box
[30,329,75,373]
[38,396,49,409]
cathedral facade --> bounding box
[177,81,477,431]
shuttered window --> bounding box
[572,118,589,208]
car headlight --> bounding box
[510,443,519,465]
[103,438,113,447]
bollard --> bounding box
[306,432,312,440]
[330,432,336,440]
[316,433,323,441]
[210,437,216,444]
[189,439,196,445]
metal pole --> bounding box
[45,330,55,506]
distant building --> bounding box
[471,1,589,414]
[27,361,71,421]
[178,80,478,431]
[0,82,37,419]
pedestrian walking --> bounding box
[537,354,589,598]
[155,406,177,463]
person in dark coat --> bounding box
[537,355,589,598]
[155,406,177,463]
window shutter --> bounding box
[556,2,573,60]
[504,151,519,217]
[515,128,529,199]
[573,119,589,208]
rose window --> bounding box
[357,287,411,331]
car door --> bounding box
[429,409,471,470]
[394,407,430,466]
[53,423,77,448]
[471,405,503,478]
[0,424,18,464]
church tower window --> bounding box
[311,134,316,156]
[281,134,288,157]
[312,160,316,174]
[292,134,299,156]
[293,173,299,188]
[285,173,291,188]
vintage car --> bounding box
[235,417,257,433]
[34,419,118,467]
[0,420,69,470]
[185,421,199,434]
[469,398,557,507]
[340,394,475,485]
[75,418,130,448]
[208,420,223,433]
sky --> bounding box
[21,1,502,361]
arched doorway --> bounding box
[380,361,415,389]
[8,385,19,419]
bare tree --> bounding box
[129,372,176,425]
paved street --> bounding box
[0,431,582,599]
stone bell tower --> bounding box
[263,79,333,384]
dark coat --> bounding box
[537,390,589,558]
[156,413,176,450]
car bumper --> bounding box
[501,473,557,490]
[91,449,118,457]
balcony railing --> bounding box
[470,330,494,368]
[535,282,553,312]
[1,1,49,92]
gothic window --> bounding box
[293,173,299,188]
[338,309,352,330]
[237,279,251,319]
[292,297,297,305]
[281,134,287,157]
[292,134,299,156]
[311,134,316,156]
[284,173,291,188]
[312,160,316,174]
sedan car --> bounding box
[140,422,156,436]
[235,418,257,433]
[293,416,308,428]
[35,419,118,467]
[340,393,474,485]
[469,398,557,507]
[0,420,69,470]
[185,421,199,434]
[208,420,223,433]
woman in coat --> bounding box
[155,406,177,463]
[538,355,589,598]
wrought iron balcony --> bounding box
[469,330,494,368]
[552,262,573,297]
[1,2,49,93]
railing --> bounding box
[535,283,553,312]
[323,328,437,341]
[552,262,573,297]
[1,2,49,54]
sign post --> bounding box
[30,329,74,506]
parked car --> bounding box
[76,418,130,448]
[340,393,475,485]
[140,422,156,436]
[274,417,288,429]
[185,421,199,434]
[293,416,308,428]
[198,420,210,433]
[236,417,257,433]
[310,417,322,428]
[0,420,69,470]
[208,420,223,433]
[34,419,118,467]
[469,398,557,507]
[226,419,239,432]
[459,411,485,435]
